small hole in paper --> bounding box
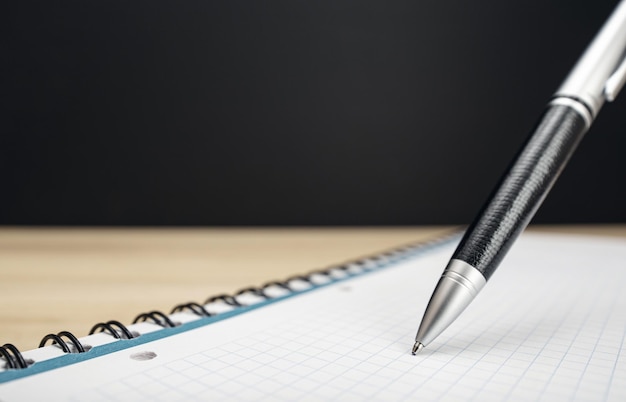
[130,351,157,361]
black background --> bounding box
[2,0,625,225]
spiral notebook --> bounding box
[1,232,626,401]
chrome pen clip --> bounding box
[604,53,626,101]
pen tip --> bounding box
[411,342,424,355]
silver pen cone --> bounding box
[411,341,424,355]
[413,259,486,351]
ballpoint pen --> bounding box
[412,0,626,355]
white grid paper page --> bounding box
[1,233,625,401]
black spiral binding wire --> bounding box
[39,331,86,353]
[89,320,136,339]
[204,294,242,307]
[284,274,313,284]
[131,270,333,327]
[261,280,293,292]
[234,287,272,299]
[133,311,177,328]
[171,302,212,317]
[0,344,29,370]
[1,232,454,371]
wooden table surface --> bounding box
[1,225,625,351]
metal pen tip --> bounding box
[411,341,424,355]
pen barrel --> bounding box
[452,104,588,280]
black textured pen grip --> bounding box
[453,104,588,280]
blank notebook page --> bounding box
[1,232,625,401]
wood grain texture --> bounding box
[0,227,452,350]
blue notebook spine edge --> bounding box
[0,232,460,384]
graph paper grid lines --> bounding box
[1,233,625,401]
